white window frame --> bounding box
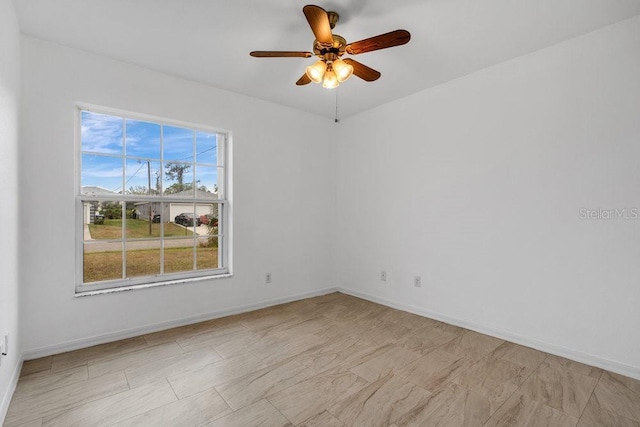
[75,104,232,295]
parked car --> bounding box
[174,212,201,226]
[152,214,161,223]
[94,214,105,225]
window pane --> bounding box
[164,244,195,274]
[195,165,218,196]
[83,242,123,283]
[163,126,193,161]
[163,161,193,196]
[81,155,122,194]
[124,214,162,239]
[84,200,123,240]
[196,131,217,165]
[197,237,218,270]
[133,201,164,226]
[125,160,161,195]
[81,111,123,154]
[126,241,161,278]
[126,119,160,159]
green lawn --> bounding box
[88,219,196,240]
[83,247,218,282]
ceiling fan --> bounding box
[250,4,411,89]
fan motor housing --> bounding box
[313,34,347,59]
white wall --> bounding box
[19,37,335,354]
[0,0,22,419]
[14,8,640,384]
[336,16,640,377]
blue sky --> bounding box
[81,111,219,194]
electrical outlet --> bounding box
[414,276,422,287]
[265,273,272,284]
[380,271,387,282]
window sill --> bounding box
[75,273,233,297]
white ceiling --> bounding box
[14,0,640,119]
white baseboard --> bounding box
[23,287,338,360]
[339,288,640,381]
[0,358,22,425]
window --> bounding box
[77,106,230,293]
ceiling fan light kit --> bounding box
[250,4,411,89]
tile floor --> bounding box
[4,292,640,426]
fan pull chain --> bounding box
[334,87,339,123]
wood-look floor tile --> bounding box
[249,330,325,365]
[545,354,602,379]
[590,371,640,422]
[518,361,597,418]
[578,393,640,427]
[204,399,292,427]
[125,346,222,388]
[239,309,305,333]
[300,303,354,323]
[309,292,346,304]
[315,318,371,343]
[274,316,336,338]
[41,380,177,427]
[267,368,369,425]
[11,419,43,427]
[392,383,491,427]
[14,366,88,399]
[329,374,432,427]
[215,358,312,410]
[295,337,392,376]
[483,392,578,427]
[349,346,422,383]
[396,348,470,392]
[4,371,129,426]
[9,293,640,427]
[20,357,53,377]
[360,320,413,345]
[439,330,505,363]
[50,336,148,373]
[321,299,387,324]
[398,323,464,356]
[207,329,261,359]
[168,352,266,399]
[491,342,547,371]
[142,319,218,347]
[112,387,231,427]
[452,355,530,414]
[298,410,345,426]
[175,322,247,352]
[87,342,183,378]
[379,309,438,330]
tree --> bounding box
[128,185,148,195]
[164,162,190,186]
[100,201,122,219]
[164,162,191,194]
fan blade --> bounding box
[296,73,312,86]
[345,30,411,55]
[303,5,334,45]
[250,51,313,58]
[343,58,381,82]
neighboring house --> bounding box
[135,189,218,223]
[81,186,119,224]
